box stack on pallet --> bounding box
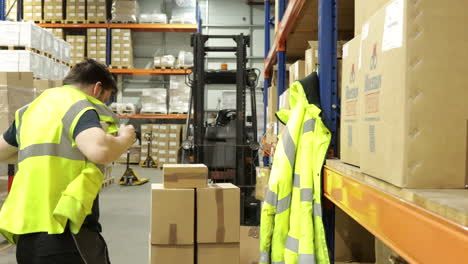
[0,22,71,80]
[43,0,63,23]
[139,124,185,168]
[150,164,240,264]
[111,29,133,68]
[168,76,190,114]
[87,0,107,23]
[66,0,86,23]
[141,89,167,114]
[66,34,86,66]
[111,0,139,23]
[23,0,43,23]
[86,28,107,65]
[6,0,18,21]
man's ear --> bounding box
[92,82,103,96]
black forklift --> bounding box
[181,33,261,226]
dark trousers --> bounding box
[16,227,110,264]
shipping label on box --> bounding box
[151,184,194,245]
[168,141,179,149]
[197,183,240,243]
[163,164,207,189]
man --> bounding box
[0,59,136,263]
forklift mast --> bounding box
[189,33,260,225]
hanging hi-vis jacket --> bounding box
[0,85,119,244]
[260,78,331,264]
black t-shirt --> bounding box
[3,109,103,232]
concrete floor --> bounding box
[0,164,161,264]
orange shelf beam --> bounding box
[109,69,191,75]
[37,23,197,32]
[117,114,190,119]
[324,168,468,264]
[264,0,307,77]
[108,23,198,32]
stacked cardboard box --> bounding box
[140,124,158,166]
[23,0,42,22]
[66,35,86,66]
[0,72,35,132]
[66,0,86,22]
[289,60,305,87]
[43,0,63,22]
[46,28,64,40]
[340,37,360,167]
[86,28,107,65]
[255,167,270,201]
[169,76,190,113]
[139,124,185,167]
[111,29,133,68]
[33,79,63,97]
[344,0,468,188]
[150,164,208,264]
[116,145,141,164]
[111,0,138,23]
[87,0,107,22]
[197,183,240,264]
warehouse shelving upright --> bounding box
[264,1,468,264]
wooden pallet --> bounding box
[111,21,137,24]
[0,45,40,54]
[64,20,86,24]
[102,177,115,188]
[154,66,175,70]
[43,20,62,24]
[168,112,188,115]
[87,20,107,24]
[109,65,131,69]
[140,112,168,115]
[175,66,193,70]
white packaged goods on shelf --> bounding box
[111,0,139,22]
[52,38,60,61]
[42,30,54,56]
[153,55,175,68]
[169,88,190,113]
[176,51,193,68]
[0,51,43,78]
[171,0,196,24]
[141,88,167,114]
[169,75,188,89]
[60,39,71,63]
[110,103,137,114]
[139,13,167,24]
[0,21,42,50]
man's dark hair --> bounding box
[64,59,117,94]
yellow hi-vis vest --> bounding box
[0,85,119,244]
[260,81,331,264]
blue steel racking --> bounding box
[263,0,339,262]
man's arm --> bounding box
[75,124,135,164]
[0,136,18,164]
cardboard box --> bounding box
[240,226,260,264]
[34,79,54,95]
[305,41,319,75]
[197,183,240,243]
[340,37,361,167]
[359,0,468,188]
[159,125,168,133]
[150,184,194,245]
[168,131,181,143]
[169,124,180,132]
[168,141,179,149]
[289,60,306,87]
[163,164,207,189]
[0,72,35,132]
[267,85,277,120]
[198,243,240,264]
[255,167,270,201]
[354,0,390,35]
[150,245,193,264]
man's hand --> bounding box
[118,124,136,148]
